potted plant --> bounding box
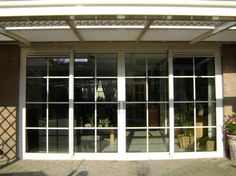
[224,112,236,160]
[198,136,215,151]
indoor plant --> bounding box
[224,112,236,160]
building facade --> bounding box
[0,0,236,162]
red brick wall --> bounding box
[0,45,20,164]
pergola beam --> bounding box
[190,21,236,44]
[0,27,30,46]
[136,19,154,42]
[66,20,84,42]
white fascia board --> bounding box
[1,0,236,8]
[1,6,236,17]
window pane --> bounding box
[49,104,69,127]
[149,103,169,127]
[49,79,68,102]
[125,54,146,76]
[149,129,169,152]
[74,79,95,102]
[26,129,46,153]
[49,57,69,76]
[97,54,117,76]
[26,78,46,102]
[96,79,117,102]
[197,128,216,151]
[126,104,146,127]
[195,57,215,76]
[74,54,95,77]
[126,129,147,152]
[27,57,47,77]
[74,104,95,127]
[196,103,216,126]
[48,130,69,153]
[173,58,193,76]
[97,129,118,153]
[26,104,46,127]
[148,79,168,101]
[175,128,194,152]
[74,130,95,153]
[174,78,193,101]
[174,103,194,126]
[126,78,146,101]
[196,78,215,101]
[97,104,117,127]
[147,54,168,76]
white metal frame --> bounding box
[19,44,224,160]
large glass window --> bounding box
[173,56,216,152]
[26,56,69,153]
[74,53,118,153]
[125,53,169,152]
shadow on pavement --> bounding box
[0,159,19,170]
[0,171,48,176]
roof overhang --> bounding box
[1,0,236,46]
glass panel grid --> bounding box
[173,56,216,153]
[26,56,70,153]
[74,53,118,153]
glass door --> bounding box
[74,53,118,153]
[125,53,169,153]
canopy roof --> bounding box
[0,0,236,45]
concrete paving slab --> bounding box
[0,158,236,176]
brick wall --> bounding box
[0,45,20,164]
[221,45,236,115]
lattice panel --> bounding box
[0,106,17,164]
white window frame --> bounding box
[19,45,224,160]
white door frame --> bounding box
[19,45,224,160]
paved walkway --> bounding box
[0,158,236,176]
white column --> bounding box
[117,51,126,157]
[69,50,74,157]
[168,50,174,156]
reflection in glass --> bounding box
[74,130,95,152]
[26,78,46,102]
[49,104,68,127]
[196,78,215,101]
[26,129,46,153]
[125,54,146,76]
[149,129,169,152]
[97,54,117,76]
[49,57,69,76]
[49,130,69,153]
[74,53,95,76]
[175,128,194,152]
[74,104,95,127]
[196,103,216,126]
[26,104,46,127]
[96,79,117,101]
[148,79,168,101]
[174,103,194,126]
[27,57,47,77]
[74,79,95,102]
[97,104,117,127]
[97,130,117,153]
[126,129,147,152]
[173,58,193,76]
[148,104,169,127]
[148,54,168,76]
[126,104,146,127]
[49,79,68,102]
[197,128,216,151]
[126,78,146,101]
[174,78,193,101]
[195,57,215,76]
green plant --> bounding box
[224,112,236,134]
[98,117,110,127]
[87,114,94,127]
[198,136,215,150]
